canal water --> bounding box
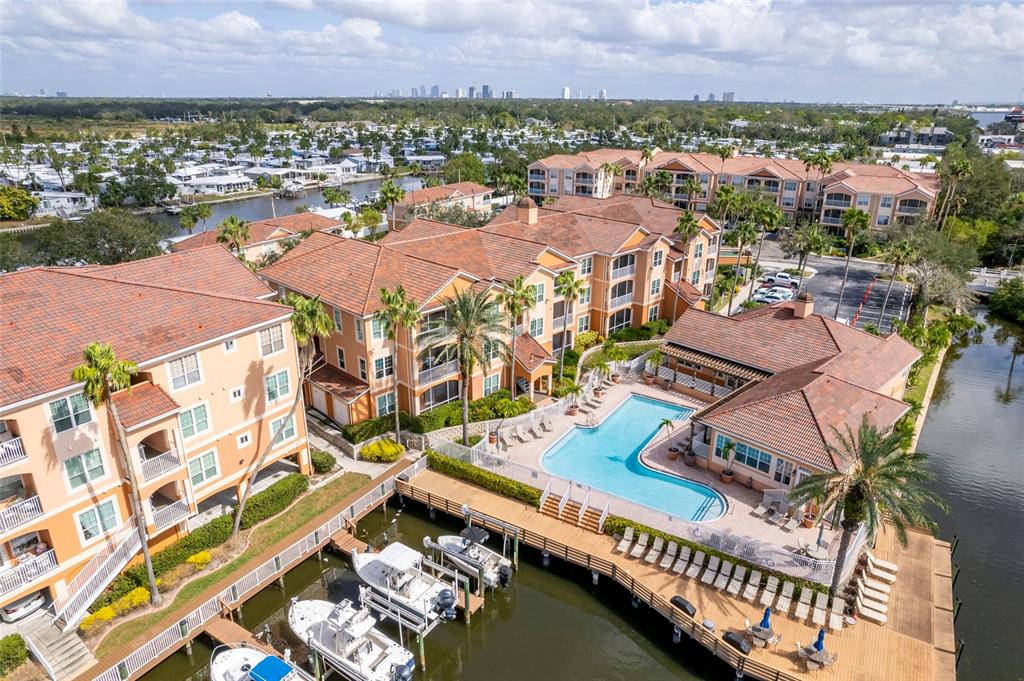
[915,308,1024,681]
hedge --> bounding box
[0,635,27,676]
[603,516,828,598]
[341,412,417,443]
[239,472,309,530]
[310,448,337,474]
[426,450,541,506]
[608,319,669,342]
[360,439,405,463]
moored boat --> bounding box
[428,527,513,588]
[209,643,313,681]
[351,542,456,623]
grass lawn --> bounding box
[95,472,370,658]
[904,355,939,405]
[582,341,660,369]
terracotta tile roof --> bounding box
[533,148,644,168]
[171,213,342,252]
[308,362,369,403]
[484,205,649,257]
[546,195,721,239]
[259,231,470,316]
[665,279,705,305]
[514,333,555,372]
[379,218,465,244]
[0,265,291,409]
[112,382,181,430]
[397,182,492,207]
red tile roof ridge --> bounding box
[363,246,388,315]
[96,243,275,296]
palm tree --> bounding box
[746,201,783,301]
[833,208,870,320]
[599,162,623,194]
[418,288,510,446]
[496,275,534,397]
[322,187,351,207]
[179,206,199,235]
[789,416,946,595]
[781,221,828,293]
[195,203,213,231]
[803,151,833,220]
[72,343,161,605]
[711,184,739,229]
[876,240,916,329]
[658,417,675,440]
[683,176,702,210]
[379,179,406,233]
[936,159,972,228]
[641,147,655,165]
[375,286,421,443]
[217,216,250,255]
[727,220,758,316]
[232,293,334,537]
[716,144,733,186]
[554,271,585,380]
[503,174,527,200]
[673,211,701,319]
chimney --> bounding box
[793,291,814,319]
[519,196,538,225]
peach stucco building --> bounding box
[0,246,308,628]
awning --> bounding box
[308,363,370,403]
[514,332,556,373]
[661,344,770,381]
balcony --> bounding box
[139,448,182,482]
[822,216,843,226]
[151,499,190,531]
[609,293,633,308]
[528,170,546,179]
[528,183,545,195]
[897,203,926,214]
[824,198,851,208]
[0,438,27,469]
[0,496,42,534]
[611,265,636,279]
[574,175,593,186]
[418,359,459,385]
[0,549,58,596]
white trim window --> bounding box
[579,287,591,305]
[580,257,593,276]
[355,320,365,342]
[236,432,252,448]
[169,353,202,390]
[188,450,219,487]
[49,394,92,433]
[336,347,346,369]
[179,403,210,439]
[333,308,344,333]
[648,305,660,322]
[652,251,663,268]
[64,448,105,490]
[650,278,661,295]
[259,325,285,356]
[230,386,244,403]
[270,415,297,445]
[577,316,590,333]
[376,392,396,416]
[530,318,544,337]
[371,318,386,340]
[265,369,290,402]
[483,374,500,396]
[358,358,368,381]
[532,283,545,304]
[374,355,395,380]
[77,499,118,543]
[223,339,236,353]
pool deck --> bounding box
[495,376,842,558]
[404,469,957,681]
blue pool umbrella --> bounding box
[813,627,826,652]
[760,607,772,629]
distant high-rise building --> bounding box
[722,91,735,102]
[708,92,716,102]
[468,86,476,99]
[502,90,518,99]
[455,88,465,98]
[411,86,419,97]
[420,84,427,98]
[693,94,700,101]
[56,91,68,98]
[430,85,440,98]
[577,89,584,99]
[482,84,493,99]
[562,86,571,100]
[598,88,607,100]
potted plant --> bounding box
[802,508,817,529]
[593,361,610,397]
[719,440,736,483]
[606,344,627,383]
[661,419,679,460]
[684,446,697,467]
[564,382,583,415]
[644,349,664,385]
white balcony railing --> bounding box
[824,199,851,208]
[609,294,633,308]
[575,176,593,185]
[418,360,459,385]
[821,216,843,225]
[0,549,58,596]
[897,204,926,214]
[691,439,709,458]
[611,265,636,279]
[0,438,27,468]
[0,495,42,534]
[139,448,182,482]
[151,499,190,531]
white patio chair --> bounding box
[644,536,665,564]
[793,588,813,620]
[742,570,762,602]
[672,546,692,574]
[659,541,679,570]
[714,561,734,590]
[700,555,721,585]
[685,551,706,579]
[629,532,650,559]
[614,527,634,553]
[759,575,779,607]
[775,581,795,615]
[726,565,747,596]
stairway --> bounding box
[24,612,96,680]
[539,494,562,520]
[561,500,582,522]
[579,507,603,534]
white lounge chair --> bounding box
[828,597,846,631]
[771,502,790,524]
[644,536,665,564]
[529,421,544,439]
[742,570,762,602]
[714,561,733,590]
[685,551,706,579]
[859,572,892,594]
[780,511,799,532]
[855,593,888,625]
[659,541,679,570]
[540,414,554,432]
[672,547,692,574]
[812,592,828,626]
[856,584,889,613]
[866,549,899,573]
[514,423,531,443]
[865,554,898,583]
[497,429,514,451]
[630,532,650,559]
[727,565,747,596]
[700,556,721,585]
[759,575,779,607]
[614,527,634,553]
[775,582,795,615]
[793,588,813,620]
[857,578,890,604]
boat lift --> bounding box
[456,504,522,572]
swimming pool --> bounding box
[541,394,726,522]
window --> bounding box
[333,308,343,332]
[652,251,663,268]
[608,308,632,333]
[857,194,870,208]
[179,404,210,439]
[358,358,367,381]
[773,458,795,486]
[49,394,92,433]
[374,355,395,380]
[336,347,346,369]
[579,287,591,305]
[169,353,201,390]
[880,196,894,208]
[577,316,590,333]
[783,180,798,192]
[532,283,545,304]
[371,318,386,340]
[223,339,236,353]
[376,392,396,416]
[611,253,635,274]
[782,197,795,208]
[693,243,704,259]
[265,369,290,402]
[530,318,544,337]
[64,449,105,489]
[877,215,890,226]
[484,374,500,396]
[648,305,659,322]
[355,320,365,342]
[270,415,297,444]
[484,339,501,361]
[260,325,285,356]
[236,432,251,448]
[610,280,633,302]
[230,386,244,403]
[650,278,661,295]
[580,257,592,275]
[691,270,700,285]
[714,434,772,474]
[188,450,218,486]
[78,499,117,542]
[420,380,459,410]
[706,258,716,272]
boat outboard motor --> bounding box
[394,658,415,681]
[497,564,514,588]
[437,588,457,620]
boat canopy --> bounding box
[460,527,490,544]
[250,656,295,681]
[378,542,424,572]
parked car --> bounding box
[753,292,788,305]
[766,286,795,300]
[1,589,46,622]
[763,272,798,288]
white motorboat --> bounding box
[288,596,414,681]
[209,643,313,681]
[351,542,456,623]
[428,527,513,588]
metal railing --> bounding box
[0,437,27,468]
[23,631,57,681]
[0,495,43,533]
[609,293,633,308]
[824,199,851,208]
[610,265,636,279]
[418,360,459,385]
[0,549,58,596]
[140,449,182,482]
[151,499,191,531]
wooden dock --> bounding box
[205,617,278,654]
[399,469,957,681]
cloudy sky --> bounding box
[2,0,1021,103]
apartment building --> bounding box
[527,148,939,233]
[0,246,309,628]
[390,181,493,228]
[258,196,717,425]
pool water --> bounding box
[542,395,726,521]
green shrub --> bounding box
[427,450,541,506]
[310,448,337,474]
[360,438,405,462]
[453,434,483,447]
[573,330,600,352]
[240,473,309,530]
[414,389,534,433]
[0,634,27,675]
[341,412,416,443]
[552,378,577,398]
[643,319,669,336]
[609,326,653,342]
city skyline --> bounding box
[1,1,1021,104]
